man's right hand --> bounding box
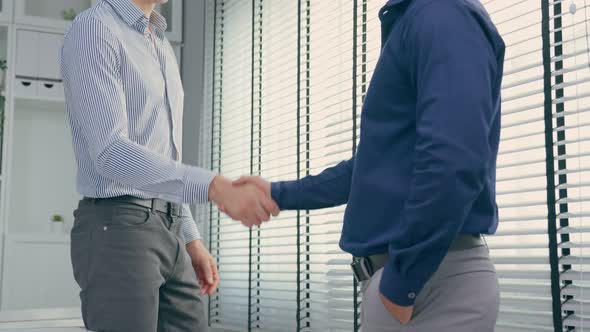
[208,176,279,227]
[233,176,271,197]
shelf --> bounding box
[17,95,64,102]
[14,97,66,114]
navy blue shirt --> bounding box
[271,0,505,306]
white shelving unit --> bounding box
[0,0,184,325]
[13,0,182,42]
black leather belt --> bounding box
[351,234,485,282]
[82,195,182,217]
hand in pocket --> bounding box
[379,293,414,325]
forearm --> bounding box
[380,166,485,305]
[95,137,216,204]
[271,158,354,210]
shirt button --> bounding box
[408,292,416,300]
[103,226,108,231]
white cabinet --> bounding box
[1,234,80,311]
[38,33,64,80]
[15,30,38,78]
[14,29,64,100]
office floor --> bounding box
[0,329,86,332]
[0,320,86,331]
[0,327,87,332]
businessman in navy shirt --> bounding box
[232,0,505,330]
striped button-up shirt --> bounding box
[61,0,215,243]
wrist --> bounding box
[186,239,207,256]
[209,175,231,204]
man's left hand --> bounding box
[186,240,219,295]
[379,293,414,324]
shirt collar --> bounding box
[104,0,168,34]
[379,0,411,21]
[385,0,409,6]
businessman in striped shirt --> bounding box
[61,0,278,331]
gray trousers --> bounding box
[361,245,499,332]
[70,199,208,332]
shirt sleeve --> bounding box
[379,3,500,306]
[61,18,216,205]
[180,204,202,244]
[271,158,355,210]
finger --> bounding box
[217,204,226,213]
[210,260,220,293]
[200,276,214,295]
[200,282,208,295]
[259,195,280,217]
[195,273,207,295]
[211,258,219,282]
[233,176,253,186]
[198,264,214,289]
[254,202,270,223]
[241,217,255,228]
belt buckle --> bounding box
[351,257,374,282]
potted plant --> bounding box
[0,60,6,91]
[62,8,77,21]
[50,214,65,233]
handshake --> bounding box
[209,175,280,227]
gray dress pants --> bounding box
[361,245,499,332]
[70,199,208,332]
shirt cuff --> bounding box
[182,166,217,204]
[379,262,429,306]
[180,212,202,244]
[271,181,299,210]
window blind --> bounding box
[197,0,216,324]
[303,0,356,330]
[550,0,590,330]
[198,0,590,331]
[482,1,555,331]
[208,1,254,330]
[250,0,299,330]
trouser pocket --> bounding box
[361,268,403,332]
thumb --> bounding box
[217,204,226,213]
[233,176,252,186]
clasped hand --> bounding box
[209,175,278,227]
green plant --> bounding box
[0,60,6,71]
[62,8,77,21]
[51,214,64,223]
